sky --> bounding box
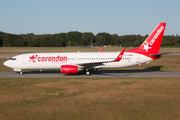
[0,0,180,35]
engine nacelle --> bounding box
[61,65,79,74]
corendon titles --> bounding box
[149,26,164,46]
[29,55,67,63]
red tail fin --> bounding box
[127,23,166,55]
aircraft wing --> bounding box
[77,48,125,68]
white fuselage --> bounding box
[4,52,152,71]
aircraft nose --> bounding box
[3,60,10,67]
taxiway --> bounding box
[0,70,180,78]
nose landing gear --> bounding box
[20,71,23,75]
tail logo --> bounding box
[143,41,152,52]
[143,26,164,52]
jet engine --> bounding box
[61,65,81,74]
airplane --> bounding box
[3,22,166,75]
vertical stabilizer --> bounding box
[127,23,166,55]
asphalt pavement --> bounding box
[0,70,180,78]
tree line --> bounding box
[0,31,180,47]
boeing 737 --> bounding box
[3,23,166,75]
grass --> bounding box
[0,47,180,53]
[0,78,180,120]
[0,47,109,52]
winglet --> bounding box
[114,48,125,61]
[99,47,103,52]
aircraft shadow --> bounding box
[91,65,163,74]
[64,65,163,77]
[19,66,163,76]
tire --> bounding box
[86,71,90,75]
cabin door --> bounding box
[22,55,27,64]
[136,54,140,64]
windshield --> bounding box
[10,58,16,60]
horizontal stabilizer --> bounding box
[149,52,174,57]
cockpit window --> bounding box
[10,58,16,60]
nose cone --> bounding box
[3,60,10,68]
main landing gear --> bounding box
[86,71,90,76]
[84,69,91,76]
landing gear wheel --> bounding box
[20,71,23,75]
[83,69,86,73]
[86,71,90,76]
